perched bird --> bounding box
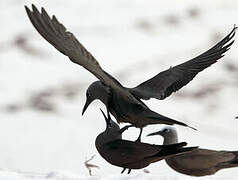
[147,127,238,177]
[96,109,197,174]
[25,4,236,140]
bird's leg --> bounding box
[121,168,126,174]
[119,125,133,134]
[127,169,131,174]
[107,108,111,119]
[135,128,143,142]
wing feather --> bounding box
[130,26,236,100]
[25,5,119,87]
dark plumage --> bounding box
[25,4,236,140]
[96,110,198,174]
[147,127,238,177]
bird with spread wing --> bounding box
[25,4,236,140]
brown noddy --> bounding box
[25,4,236,140]
[147,127,238,177]
[96,109,198,174]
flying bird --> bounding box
[96,109,197,174]
[25,4,236,140]
[148,127,238,176]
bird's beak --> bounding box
[100,109,110,127]
[147,130,162,137]
[82,97,93,115]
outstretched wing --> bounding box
[25,4,120,87]
[129,26,236,100]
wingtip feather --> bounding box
[41,7,46,14]
[24,5,32,14]
[31,4,37,11]
[24,5,29,10]
[233,24,237,30]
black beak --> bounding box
[100,109,110,127]
[236,117,238,119]
[147,130,162,137]
[82,97,93,115]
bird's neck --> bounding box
[163,133,178,145]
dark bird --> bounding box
[147,127,238,177]
[96,109,198,174]
[25,4,236,140]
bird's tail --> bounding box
[217,151,238,169]
[227,151,238,165]
[148,114,197,130]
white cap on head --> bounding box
[147,126,178,145]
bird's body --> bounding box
[25,5,236,138]
[96,139,191,171]
[96,110,197,174]
[166,148,238,176]
[148,127,238,177]
[91,81,187,128]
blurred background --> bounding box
[0,0,238,179]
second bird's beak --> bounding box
[82,97,93,115]
[147,130,162,137]
[100,109,110,127]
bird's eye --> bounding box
[163,128,169,133]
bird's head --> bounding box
[100,109,120,132]
[95,109,121,149]
[82,81,110,115]
[147,126,178,145]
[99,109,121,141]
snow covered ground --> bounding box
[0,0,238,179]
[0,170,221,180]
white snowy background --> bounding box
[0,0,238,179]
